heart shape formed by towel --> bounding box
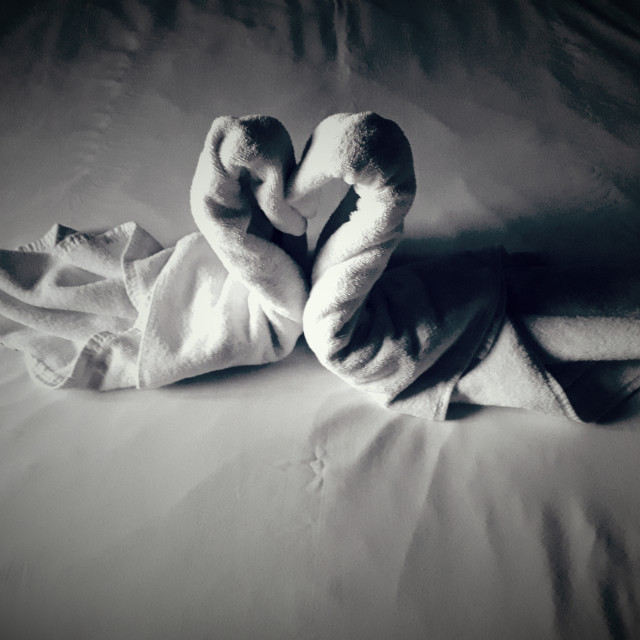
[2,110,640,421]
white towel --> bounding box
[0,115,308,389]
[291,112,640,422]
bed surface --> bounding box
[1,1,640,638]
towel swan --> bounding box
[289,112,640,421]
[0,115,309,390]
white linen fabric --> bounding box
[2,1,640,639]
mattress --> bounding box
[1,1,640,638]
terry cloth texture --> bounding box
[0,115,308,390]
[292,112,640,422]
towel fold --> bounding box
[292,112,640,422]
[0,115,308,389]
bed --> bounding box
[1,1,640,638]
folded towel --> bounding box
[0,115,308,389]
[292,112,640,422]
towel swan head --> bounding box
[191,114,307,238]
[288,112,416,282]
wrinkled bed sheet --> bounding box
[1,1,640,639]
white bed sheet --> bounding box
[2,1,640,638]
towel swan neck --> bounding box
[190,115,309,322]
[288,112,419,382]
[291,113,507,420]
